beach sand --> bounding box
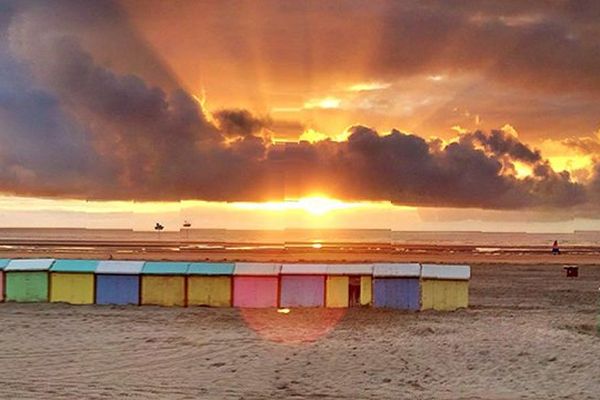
[0,263,598,399]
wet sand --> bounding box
[2,243,600,266]
[0,263,598,399]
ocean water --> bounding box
[0,228,599,247]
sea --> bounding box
[1,228,599,248]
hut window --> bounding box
[348,276,361,307]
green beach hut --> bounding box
[5,259,55,302]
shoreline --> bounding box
[0,242,599,265]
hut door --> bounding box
[348,277,361,307]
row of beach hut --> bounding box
[0,259,470,310]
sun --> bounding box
[295,196,353,215]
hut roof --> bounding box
[281,264,328,275]
[421,264,470,280]
[96,260,145,275]
[51,259,99,273]
[187,262,234,275]
[326,264,373,275]
[234,262,281,276]
[0,258,10,270]
[5,258,55,271]
[373,263,421,277]
[142,262,189,275]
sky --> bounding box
[0,0,599,231]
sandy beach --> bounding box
[1,263,598,399]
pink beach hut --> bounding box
[280,264,327,307]
[233,263,281,308]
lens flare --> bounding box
[240,308,346,344]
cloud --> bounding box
[213,109,268,138]
[0,1,599,214]
[561,131,600,155]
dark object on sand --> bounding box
[552,240,560,255]
[563,266,578,278]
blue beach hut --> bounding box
[373,263,421,310]
[95,261,144,305]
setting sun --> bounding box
[232,196,362,215]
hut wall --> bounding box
[187,276,232,307]
[141,275,186,307]
[421,280,469,311]
[50,272,95,304]
[360,276,372,306]
[326,276,349,307]
[280,275,325,307]
[5,272,49,302]
[96,274,140,305]
[373,278,420,310]
[233,276,279,308]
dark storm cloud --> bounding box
[0,0,598,212]
[213,109,268,137]
[273,126,586,209]
[464,130,542,163]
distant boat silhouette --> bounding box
[183,220,191,228]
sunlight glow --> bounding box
[548,155,594,176]
[304,97,341,109]
[347,81,391,92]
[513,162,534,178]
[231,196,399,215]
[299,129,330,143]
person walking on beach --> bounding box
[552,240,560,255]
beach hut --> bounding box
[420,264,470,311]
[187,262,234,307]
[4,259,55,302]
[325,264,373,308]
[95,260,144,305]
[50,259,99,304]
[0,259,10,302]
[280,264,327,307]
[141,262,189,307]
[233,263,281,308]
[373,263,421,310]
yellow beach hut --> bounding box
[187,262,234,307]
[50,259,99,304]
[420,264,470,311]
[325,264,373,307]
[141,262,189,307]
